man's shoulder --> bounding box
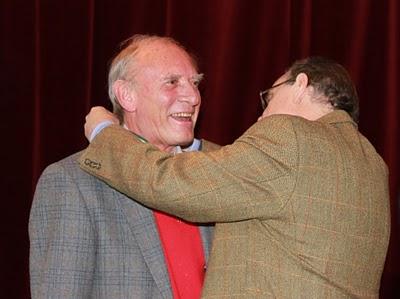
[38,150,100,185]
[42,151,83,174]
[56,151,83,165]
[34,150,133,208]
[242,114,298,144]
[200,139,221,151]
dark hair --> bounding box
[287,57,359,122]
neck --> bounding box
[123,117,176,153]
[296,94,334,120]
[302,103,334,121]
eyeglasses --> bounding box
[259,78,294,110]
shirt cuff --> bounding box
[89,120,115,142]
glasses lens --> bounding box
[260,78,293,110]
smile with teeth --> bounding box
[170,112,193,121]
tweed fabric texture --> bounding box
[80,111,390,298]
[30,141,216,298]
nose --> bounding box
[178,80,200,105]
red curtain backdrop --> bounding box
[1,0,398,297]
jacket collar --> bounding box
[318,110,357,127]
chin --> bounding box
[176,135,194,147]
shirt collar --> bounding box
[124,124,201,153]
[174,138,201,153]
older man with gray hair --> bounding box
[30,34,218,298]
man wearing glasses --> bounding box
[80,57,390,298]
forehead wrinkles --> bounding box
[136,42,196,75]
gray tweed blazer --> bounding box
[29,145,215,298]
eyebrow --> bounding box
[161,73,204,82]
[193,73,204,82]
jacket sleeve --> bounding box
[29,163,95,298]
[79,115,298,223]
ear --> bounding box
[112,79,137,112]
[293,73,309,103]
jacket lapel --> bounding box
[119,196,172,299]
[115,138,214,298]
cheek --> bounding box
[160,91,178,108]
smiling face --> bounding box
[123,41,202,152]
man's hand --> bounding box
[84,106,119,141]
